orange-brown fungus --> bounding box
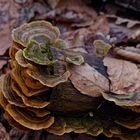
[1,20,140,139]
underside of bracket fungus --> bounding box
[1,20,140,139]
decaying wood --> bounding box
[0,0,140,140]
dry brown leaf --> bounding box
[0,123,10,140]
[0,24,11,56]
[0,0,20,55]
[0,0,23,55]
[47,0,60,9]
[108,15,140,28]
[0,60,7,70]
[108,15,140,43]
[69,63,109,97]
[115,0,140,12]
[0,0,47,56]
[46,0,97,27]
[103,57,140,95]
[63,16,109,51]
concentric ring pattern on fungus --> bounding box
[1,21,140,139]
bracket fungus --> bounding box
[93,40,112,57]
[1,20,140,139]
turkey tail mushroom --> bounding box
[1,20,140,139]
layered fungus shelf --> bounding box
[1,21,140,140]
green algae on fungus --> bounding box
[66,55,84,65]
[16,50,71,87]
[23,35,67,66]
[54,39,67,49]
[2,20,140,139]
[47,117,103,136]
[93,40,112,57]
[23,39,57,65]
[12,21,67,66]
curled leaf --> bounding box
[69,63,109,97]
[103,57,140,95]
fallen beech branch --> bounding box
[114,47,140,63]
